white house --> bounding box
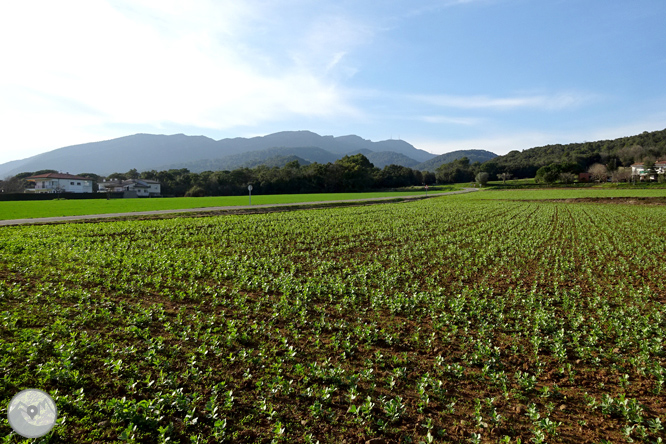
[631,161,666,180]
[26,173,93,193]
[98,179,161,197]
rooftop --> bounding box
[26,173,92,180]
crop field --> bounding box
[0,189,459,221]
[1,192,665,443]
[476,188,666,200]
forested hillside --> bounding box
[490,128,666,178]
[417,149,497,172]
[433,128,666,182]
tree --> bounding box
[436,157,474,183]
[379,164,417,188]
[588,163,609,182]
[140,170,158,180]
[559,172,577,184]
[497,172,512,184]
[335,154,376,191]
[15,170,58,180]
[107,172,127,181]
[475,172,489,187]
[0,176,27,193]
[611,168,632,183]
[184,185,206,197]
[535,165,560,184]
[422,171,436,185]
[480,161,498,179]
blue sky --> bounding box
[1,0,665,165]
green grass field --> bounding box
[4,185,665,221]
[0,189,458,220]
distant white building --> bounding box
[98,179,161,197]
[26,173,93,193]
[631,160,666,180]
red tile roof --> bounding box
[26,173,92,180]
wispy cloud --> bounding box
[410,92,596,110]
[404,0,495,18]
[419,115,483,125]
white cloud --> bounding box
[404,0,494,18]
[419,115,483,125]
[410,92,596,110]
[0,0,365,163]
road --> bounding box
[0,188,479,226]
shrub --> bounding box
[185,185,206,197]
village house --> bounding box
[98,178,161,197]
[630,160,666,181]
[25,173,94,193]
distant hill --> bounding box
[245,155,311,169]
[160,146,336,173]
[0,131,436,177]
[416,149,498,171]
[490,128,666,178]
[365,151,420,169]
[1,134,220,178]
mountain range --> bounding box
[0,131,497,177]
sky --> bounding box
[1,0,665,165]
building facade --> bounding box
[98,179,161,197]
[631,161,666,180]
[26,173,94,193]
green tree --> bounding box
[126,168,140,179]
[475,172,489,187]
[436,157,474,183]
[535,165,560,184]
[184,185,206,197]
[107,172,127,181]
[334,154,377,191]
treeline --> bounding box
[431,128,666,182]
[107,155,437,196]
[483,128,666,180]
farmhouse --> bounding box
[631,160,666,181]
[26,173,94,193]
[98,179,161,197]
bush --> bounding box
[559,172,577,184]
[184,185,206,197]
[475,172,489,187]
[535,165,560,184]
